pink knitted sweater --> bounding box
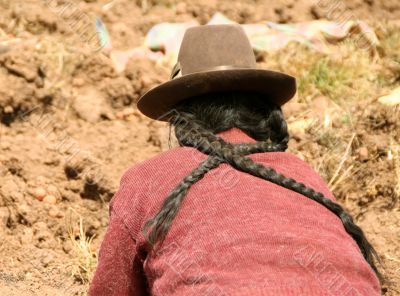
[89,128,380,296]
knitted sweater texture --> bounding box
[89,128,380,296]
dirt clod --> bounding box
[43,195,57,205]
[0,1,399,295]
[357,146,369,162]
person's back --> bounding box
[90,128,380,295]
[89,25,382,295]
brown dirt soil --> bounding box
[0,0,399,295]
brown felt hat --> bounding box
[137,24,296,121]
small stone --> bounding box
[33,187,47,201]
[48,207,63,218]
[48,208,58,217]
[125,114,136,121]
[47,185,59,196]
[3,106,13,113]
[288,118,315,135]
[43,194,57,204]
[357,147,369,162]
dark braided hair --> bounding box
[143,92,383,281]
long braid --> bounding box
[176,113,383,281]
[143,120,286,245]
[144,105,288,245]
[143,145,286,245]
[218,146,382,278]
[173,109,289,156]
[143,92,382,282]
[143,156,222,245]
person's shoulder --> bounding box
[119,146,206,187]
[252,151,312,168]
[252,151,335,200]
[110,146,206,216]
[258,151,321,177]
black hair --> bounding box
[143,92,383,282]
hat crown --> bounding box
[137,24,296,121]
[177,25,257,76]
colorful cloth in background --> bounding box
[144,20,198,68]
[98,12,379,72]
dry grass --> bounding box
[327,133,355,191]
[389,141,400,201]
[67,215,98,285]
[263,28,399,104]
[298,57,351,101]
[378,22,400,65]
[269,22,400,208]
[276,27,400,294]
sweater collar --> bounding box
[217,128,257,144]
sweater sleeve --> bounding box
[88,209,148,296]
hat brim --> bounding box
[137,68,296,121]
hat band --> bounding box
[170,62,254,79]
